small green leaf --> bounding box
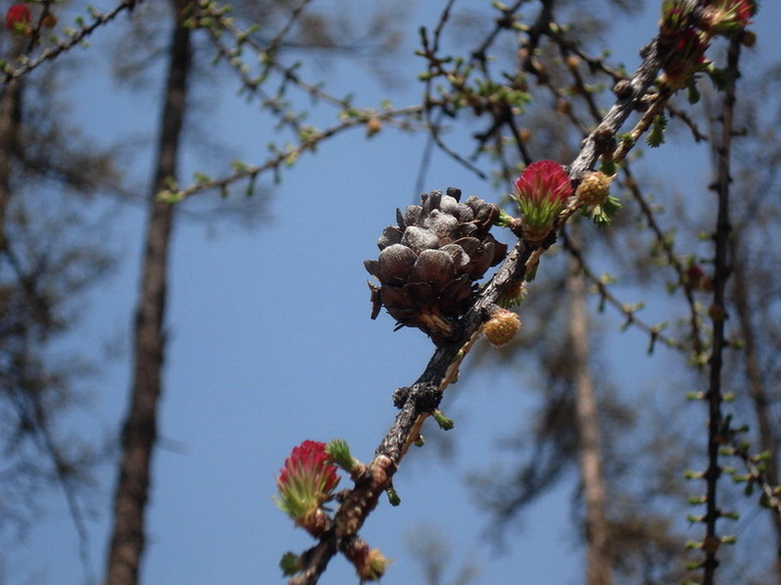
[326,439,358,473]
[386,487,401,506]
[646,114,667,147]
[280,552,300,576]
[687,82,701,104]
[432,409,454,431]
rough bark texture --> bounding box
[103,4,191,585]
[567,256,614,585]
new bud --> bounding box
[274,440,340,536]
[576,171,614,207]
[5,4,31,34]
[483,308,521,346]
[512,160,573,243]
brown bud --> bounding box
[741,30,756,47]
[517,128,532,143]
[592,125,615,155]
[366,117,383,137]
[576,171,614,206]
[708,303,727,322]
[500,281,527,308]
[483,309,521,346]
[613,79,632,99]
[702,536,721,555]
[42,13,57,28]
[555,98,572,115]
[344,540,389,582]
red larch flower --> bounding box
[660,0,694,37]
[514,160,573,205]
[661,28,710,89]
[685,264,713,291]
[512,160,573,242]
[5,3,31,32]
[701,0,756,36]
[275,440,340,535]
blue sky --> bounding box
[13,1,781,585]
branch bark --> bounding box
[103,3,192,584]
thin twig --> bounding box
[2,1,138,83]
[732,441,781,523]
[561,229,688,353]
[622,165,706,358]
[161,106,424,202]
[264,0,315,58]
[194,0,352,110]
[611,86,673,164]
[702,35,741,585]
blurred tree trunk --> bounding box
[567,254,614,585]
[731,245,781,581]
[104,3,191,585]
[0,43,22,262]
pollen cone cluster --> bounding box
[365,188,507,343]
